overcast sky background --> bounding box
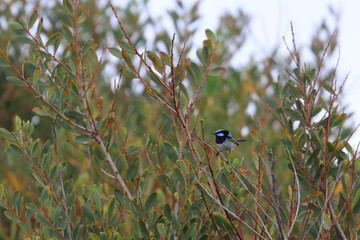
[147,0,360,147]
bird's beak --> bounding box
[211,132,216,135]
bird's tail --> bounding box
[237,139,247,142]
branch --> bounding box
[286,149,300,237]
[0,50,90,134]
[268,148,286,239]
[95,135,133,199]
[53,127,73,240]
[195,178,267,240]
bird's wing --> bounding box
[229,137,240,146]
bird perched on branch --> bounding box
[212,129,247,156]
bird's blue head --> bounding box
[212,129,231,144]
[212,129,232,137]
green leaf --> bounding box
[32,107,53,118]
[77,11,89,24]
[28,10,38,29]
[179,84,189,105]
[93,189,102,212]
[205,29,217,42]
[284,108,303,121]
[0,128,14,140]
[249,129,259,142]
[157,223,166,236]
[201,39,211,65]
[26,203,41,215]
[11,191,20,208]
[61,24,75,44]
[232,158,240,168]
[122,50,133,67]
[318,97,328,110]
[331,114,346,127]
[0,184,4,198]
[63,0,74,14]
[35,213,52,229]
[281,137,294,149]
[8,144,23,155]
[311,105,323,117]
[40,186,50,205]
[323,82,333,93]
[209,67,225,76]
[0,57,9,67]
[6,76,27,87]
[4,211,20,223]
[74,135,92,144]
[126,158,139,180]
[89,234,101,240]
[53,205,64,224]
[81,39,94,56]
[18,222,34,233]
[118,40,135,53]
[218,171,231,191]
[148,71,162,86]
[139,220,148,237]
[46,32,62,47]
[118,125,127,142]
[213,212,234,233]
[341,128,352,141]
[173,167,185,185]
[264,96,279,109]
[83,203,95,222]
[9,21,23,30]
[109,47,122,59]
[126,145,141,155]
[123,68,138,79]
[144,193,157,214]
[147,51,163,73]
[163,141,177,161]
[114,190,131,209]
[174,66,185,87]
[353,193,360,213]
[41,140,51,156]
[36,18,43,35]
[32,69,41,87]
[160,51,171,66]
[32,173,45,186]
[309,129,323,149]
[182,223,197,239]
[14,115,22,130]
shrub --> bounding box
[0,1,358,239]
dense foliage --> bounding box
[0,0,358,239]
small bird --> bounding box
[212,129,247,156]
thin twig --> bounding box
[195,178,266,240]
[53,127,73,240]
[301,162,346,239]
[268,148,286,239]
[199,167,273,239]
[286,149,301,237]
[182,127,279,227]
[95,135,133,199]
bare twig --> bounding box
[301,162,346,240]
[199,167,273,239]
[0,50,90,134]
[53,127,72,240]
[95,135,133,199]
[268,148,286,239]
[329,203,348,240]
[195,178,266,240]
[182,127,279,227]
[286,149,300,237]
